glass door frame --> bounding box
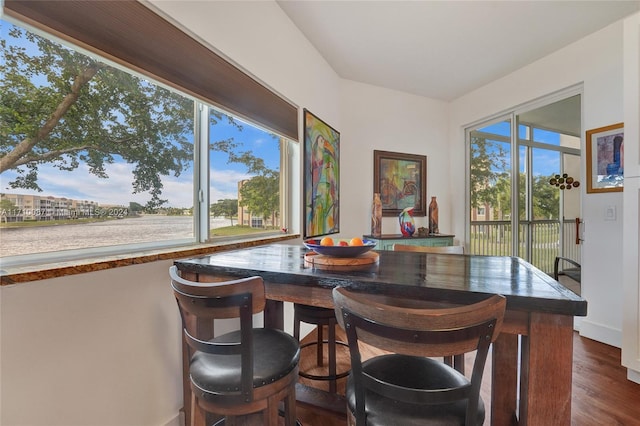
[465,85,583,265]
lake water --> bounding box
[0,215,231,257]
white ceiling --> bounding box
[277,0,639,102]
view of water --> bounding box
[0,215,231,257]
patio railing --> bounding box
[469,219,581,275]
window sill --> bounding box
[0,234,299,286]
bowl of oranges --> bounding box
[303,236,376,258]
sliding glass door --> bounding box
[468,94,582,274]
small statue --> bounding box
[417,227,428,237]
[429,197,439,234]
[398,206,415,237]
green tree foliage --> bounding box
[0,24,194,208]
[532,175,559,220]
[0,198,16,211]
[486,171,559,220]
[469,135,509,209]
[0,197,16,222]
[239,171,279,228]
[492,172,512,220]
[210,199,238,226]
[471,135,559,220]
[165,207,186,216]
[128,202,144,213]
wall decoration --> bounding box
[373,150,426,216]
[303,109,340,238]
[586,123,624,193]
[549,173,580,190]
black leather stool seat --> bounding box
[346,354,485,426]
[191,328,300,395]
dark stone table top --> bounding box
[175,244,587,316]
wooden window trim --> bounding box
[3,0,298,140]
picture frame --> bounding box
[586,123,624,193]
[303,109,340,238]
[373,150,427,216]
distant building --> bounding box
[0,193,100,222]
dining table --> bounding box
[174,243,587,426]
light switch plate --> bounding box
[604,205,617,221]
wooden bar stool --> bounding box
[293,304,349,394]
[170,266,300,426]
[333,287,506,426]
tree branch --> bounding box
[0,63,103,173]
[11,145,105,167]
[8,135,135,168]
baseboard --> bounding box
[579,319,622,348]
[627,368,640,384]
[163,411,183,426]
[573,316,583,332]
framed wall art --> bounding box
[373,150,426,216]
[586,123,624,193]
[303,109,340,238]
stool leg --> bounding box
[284,383,297,426]
[191,394,206,426]
[328,319,337,393]
[453,354,465,374]
[316,325,324,367]
[293,310,300,340]
[265,395,279,426]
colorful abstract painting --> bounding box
[303,109,340,238]
[373,150,426,216]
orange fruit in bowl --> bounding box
[349,237,364,246]
[320,236,334,246]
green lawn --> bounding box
[210,225,279,236]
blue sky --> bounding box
[479,122,565,177]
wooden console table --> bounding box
[363,233,454,250]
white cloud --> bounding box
[210,168,251,203]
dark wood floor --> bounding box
[295,327,640,426]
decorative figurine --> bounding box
[371,193,382,237]
[399,206,416,237]
[429,196,439,234]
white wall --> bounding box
[0,1,632,424]
[338,79,450,237]
[1,261,184,426]
[449,21,626,346]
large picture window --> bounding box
[0,17,292,264]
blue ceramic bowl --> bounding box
[303,239,377,258]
